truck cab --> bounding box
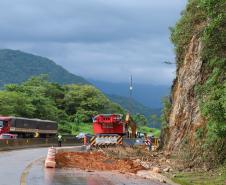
[0,133,17,140]
[0,120,3,134]
[93,114,126,135]
[0,117,10,135]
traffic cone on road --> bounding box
[45,147,56,168]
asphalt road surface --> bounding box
[0,148,48,185]
[0,148,169,185]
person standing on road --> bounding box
[144,133,152,151]
[58,134,62,147]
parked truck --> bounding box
[0,116,57,138]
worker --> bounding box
[149,135,154,151]
[58,134,62,147]
[144,133,150,150]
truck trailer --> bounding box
[0,116,57,138]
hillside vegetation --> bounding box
[0,75,124,135]
[0,49,157,122]
[161,0,225,169]
[0,49,89,88]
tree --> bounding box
[149,114,160,128]
[0,91,35,117]
[0,75,125,135]
[133,114,148,126]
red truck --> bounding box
[0,116,57,138]
[92,114,127,135]
[90,114,129,146]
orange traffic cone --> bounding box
[84,135,87,145]
[45,147,56,168]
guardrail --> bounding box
[0,138,83,151]
[123,137,159,147]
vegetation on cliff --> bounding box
[164,0,225,166]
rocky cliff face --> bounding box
[162,0,226,167]
[166,35,205,152]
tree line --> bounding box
[0,75,124,134]
[0,75,160,135]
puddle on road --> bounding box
[44,168,112,185]
[27,161,113,185]
[27,160,158,185]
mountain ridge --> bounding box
[0,49,89,88]
[0,49,157,118]
[90,79,170,108]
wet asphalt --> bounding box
[0,148,169,185]
[0,148,112,185]
[0,148,48,185]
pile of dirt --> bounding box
[102,146,155,160]
[56,151,145,173]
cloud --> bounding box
[0,0,186,85]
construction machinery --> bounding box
[90,113,137,146]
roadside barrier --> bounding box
[0,137,83,151]
[145,139,151,146]
[84,135,87,145]
[90,135,123,147]
[45,147,56,168]
[90,136,96,146]
[117,135,123,144]
[90,136,159,148]
[145,137,159,151]
[123,138,142,146]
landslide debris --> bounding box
[56,151,145,173]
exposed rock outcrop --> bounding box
[162,0,226,169]
[166,36,205,152]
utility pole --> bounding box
[129,75,133,113]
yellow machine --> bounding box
[125,113,137,138]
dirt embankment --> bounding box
[56,151,145,173]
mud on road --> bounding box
[55,149,172,185]
[56,151,145,173]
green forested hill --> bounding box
[0,49,156,120]
[0,49,89,87]
[0,76,124,135]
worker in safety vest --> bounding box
[58,134,62,147]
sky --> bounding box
[0,0,187,85]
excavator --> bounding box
[125,113,137,138]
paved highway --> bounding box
[0,148,169,185]
[0,148,48,185]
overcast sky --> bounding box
[0,0,187,85]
